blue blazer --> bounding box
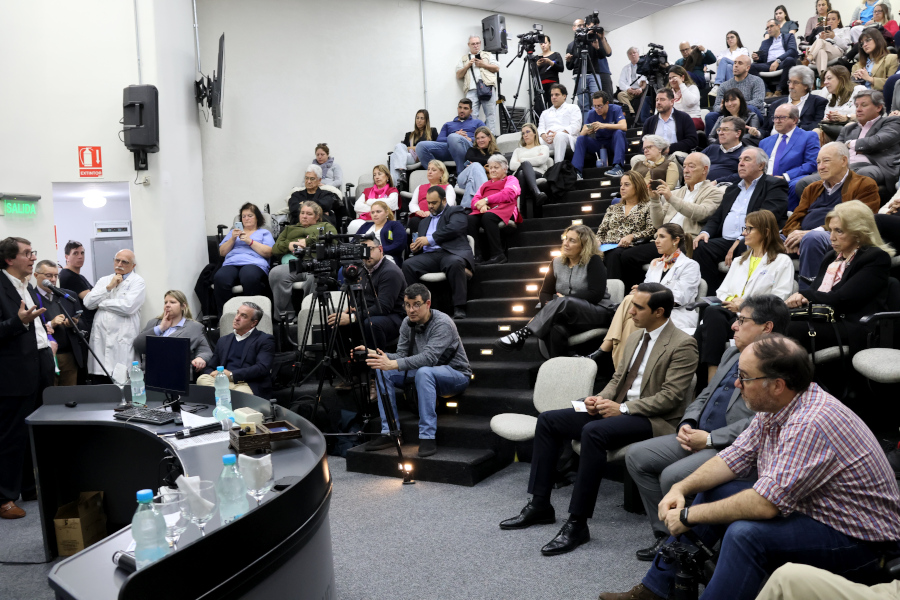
[755,33,798,63]
[355,220,407,266]
[203,328,275,398]
[759,127,819,209]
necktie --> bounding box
[772,134,788,175]
[615,332,652,404]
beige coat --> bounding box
[459,51,498,91]
[649,180,724,236]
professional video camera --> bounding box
[574,10,604,42]
[516,23,545,54]
[289,231,372,281]
[656,533,718,600]
[637,42,669,89]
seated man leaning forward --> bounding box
[499,283,699,557]
[359,283,471,459]
[600,335,900,600]
[199,301,275,398]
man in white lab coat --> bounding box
[83,249,146,380]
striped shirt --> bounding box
[719,383,900,542]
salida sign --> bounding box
[78,146,102,177]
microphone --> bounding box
[173,419,234,439]
[41,279,74,301]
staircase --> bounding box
[346,126,645,486]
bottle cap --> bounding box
[217,366,225,372]
[136,489,153,503]
[222,454,236,465]
[132,361,139,366]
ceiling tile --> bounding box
[614,2,660,19]
[524,3,580,19]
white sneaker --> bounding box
[496,328,532,351]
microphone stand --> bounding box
[44,286,115,387]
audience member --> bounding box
[0,237,53,519]
[704,117,749,183]
[786,200,894,354]
[403,186,475,320]
[566,19,613,120]
[851,2,898,42]
[537,83,582,162]
[536,36,564,111]
[348,165,399,235]
[458,126,501,209]
[674,41,716,95]
[362,283,471,458]
[695,210,793,380]
[807,10,851,73]
[876,194,900,248]
[617,46,648,115]
[750,19,799,96]
[772,4,801,35]
[852,29,898,91]
[496,224,609,357]
[58,240,93,302]
[356,202,407,266]
[133,290,213,374]
[626,294,789,560]
[641,89,698,156]
[707,90,762,146]
[783,143,880,284]
[711,55,765,126]
[288,164,339,227]
[667,66,703,131]
[34,260,85,386]
[814,65,867,144]
[572,91,627,178]
[499,283,698,556]
[803,0,833,38]
[596,170,656,280]
[510,123,552,209]
[415,99,485,172]
[456,35,499,135]
[759,103,821,210]
[311,143,343,189]
[592,224,700,368]
[599,335,900,600]
[199,302,274,397]
[213,203,274,314]
[83,249,146,380]
[634,135,680,190]
[692,147,788,290]
[763,66,828,137]
[389,109,438,184]
[468,155,521,265]
[850,0,888,26]
[757,563,900,600]
[714,31,750,84]
[269,200,338,322]
[407,160,456,235]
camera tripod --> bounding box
[507,48,546,126]
[571,44,603,114]
[634,80,660,128]
[287,270,404,459]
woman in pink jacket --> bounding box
[466,154,522,265]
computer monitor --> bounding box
[145,336,191,398]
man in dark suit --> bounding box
[33,260,86,386]
[199,301,274,398]
[762,66,828,136]
[499,284,699,556]
[402,186,475,320]
[641,89,698,155]
[758,104,820,210]
[750,20,799,95]
[0,237,55,519]
[625,294,789,560]
[692,146,789,290]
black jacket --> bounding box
[802,245,892,321]
[36,289,87,368]
[415,205,476,270]
[0,273,43,397]
[203,329,275,398]
[702,175,789,238]
[642,109,698,155]
[565,36,607,74]
[289,188,339,225]
[362,258,407,318]
[402,128,439,147]
[763,95,828,136]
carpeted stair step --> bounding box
[463,336,543,362]
[509,244,559,264]
[574,180,623,192]
[452,388,536,417]
[563,189,620,205]
[543,198,611,218]
[452,316,532,337]
[514,229,568,248]
[478,277,544,299]
[517,213,603,232]
[468,360,542,390]
[464,296,539,319]
[471,260,546,281]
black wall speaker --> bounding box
[123,84,159,153]
[481,14,507,54]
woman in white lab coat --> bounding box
[83,249,146,379]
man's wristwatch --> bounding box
[680,507,691,528]
[620,403,630,415]
[706,434,713,449]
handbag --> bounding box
[789,303,846,371]
[469,59,494,102]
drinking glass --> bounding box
[154,492,191,550]
[185,481,217,536]
[240,457,275,507]
[112,363,130,407]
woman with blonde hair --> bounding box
[495,224,610,357]
[406,160,455,234]
[814,64,867,143]
[133,290,213,372]
[458,126,502,208]
[355,200,408,265]
[349,164,399,234]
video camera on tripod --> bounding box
[573,10,604,44]
[637,42,669,90]
[655,531,718,600]
[515,24,545,55]
[289,231,373,281]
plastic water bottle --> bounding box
[216,454,249,524]
[132,489,169,569]
[130,362,146,406]
[212,366,234,422]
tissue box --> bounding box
[233,407,263,426]
[54,491,107,556]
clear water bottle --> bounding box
[130,361,146,406]
[132,489,169,569]
[212,366,234,422]
[216,454,249,524]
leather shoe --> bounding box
[541,518,589,555]
[417,439,437,457]
[499,501,556,530]
[452,307,467,320]
[364,434,397,451]
[598,583,664,600]
[635,535,667,561]
[0,501,25,519]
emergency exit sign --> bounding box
[4,200,37,215]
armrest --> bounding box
[859,311,900,349]
[858,311,900,326]
[216,224,228,243]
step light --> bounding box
[400,462,415,485]
[630,140,640,145]
[446,401,458,408]
[525,284,538,292]
[636,130,643,136]
[571,219,583,225]
[601,180,611,186]
[512,305,524,312]
[539,266,549,273]
[590,193,601,199]
[582,205,592,211]
[498,325,511,331]
[550,250,561,257]
[481,349,493,355]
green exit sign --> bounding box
[4,201,37,215]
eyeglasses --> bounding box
[114,258,132,265]
[772,116,793,121]
[404,301,426,311]
[716,127,736,133]
[19,250,37,259]
[35,272,58,279]
[304,176,318,181]
[734,315,756,326]
[738,374,770,384]
[741,226,755,233]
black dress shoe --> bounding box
[418,439,437,457]
[635,535,667,561]
[541,518,590,555]
[535,191,548,206]
[483,253,508,265]
[499,501,556,530]
[452,307,467,320]
[364,434,397,451]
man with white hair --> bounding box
[288,164,339,227]
[83,249,146,380]
[456,35,500,135]
[617,46,647,115]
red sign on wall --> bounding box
[78,146,102,177]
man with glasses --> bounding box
[287,164,339,227]
[359,283,470,458]
[34,260,87,386]
[601,335,900,600]
[572,91,627,178]
[625,295,788,561]
[702,116,748,184]
[83,250,145,382]
[759,104,819,211]
[750,20,799,97]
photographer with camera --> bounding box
[566,16,612,121]
[359,283,471,458]
[456,36,500,135]
[601,335,900,600]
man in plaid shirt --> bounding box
[601,335,900,600]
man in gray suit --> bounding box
[794,89,900,199]
[625,294,790,560]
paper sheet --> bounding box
[180,410,217,428]
[166,431,230,450]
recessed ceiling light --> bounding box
[82,194,107,208]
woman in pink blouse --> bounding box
[467,155,522,265]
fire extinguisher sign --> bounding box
[78,146,102,177]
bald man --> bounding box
[83,250,146,380]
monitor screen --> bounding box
[145,336,191,397]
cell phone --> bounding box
[818,16,826,24]
[650,179,665,189]
[234,221,243,231]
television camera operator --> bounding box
[566,13,613,119]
